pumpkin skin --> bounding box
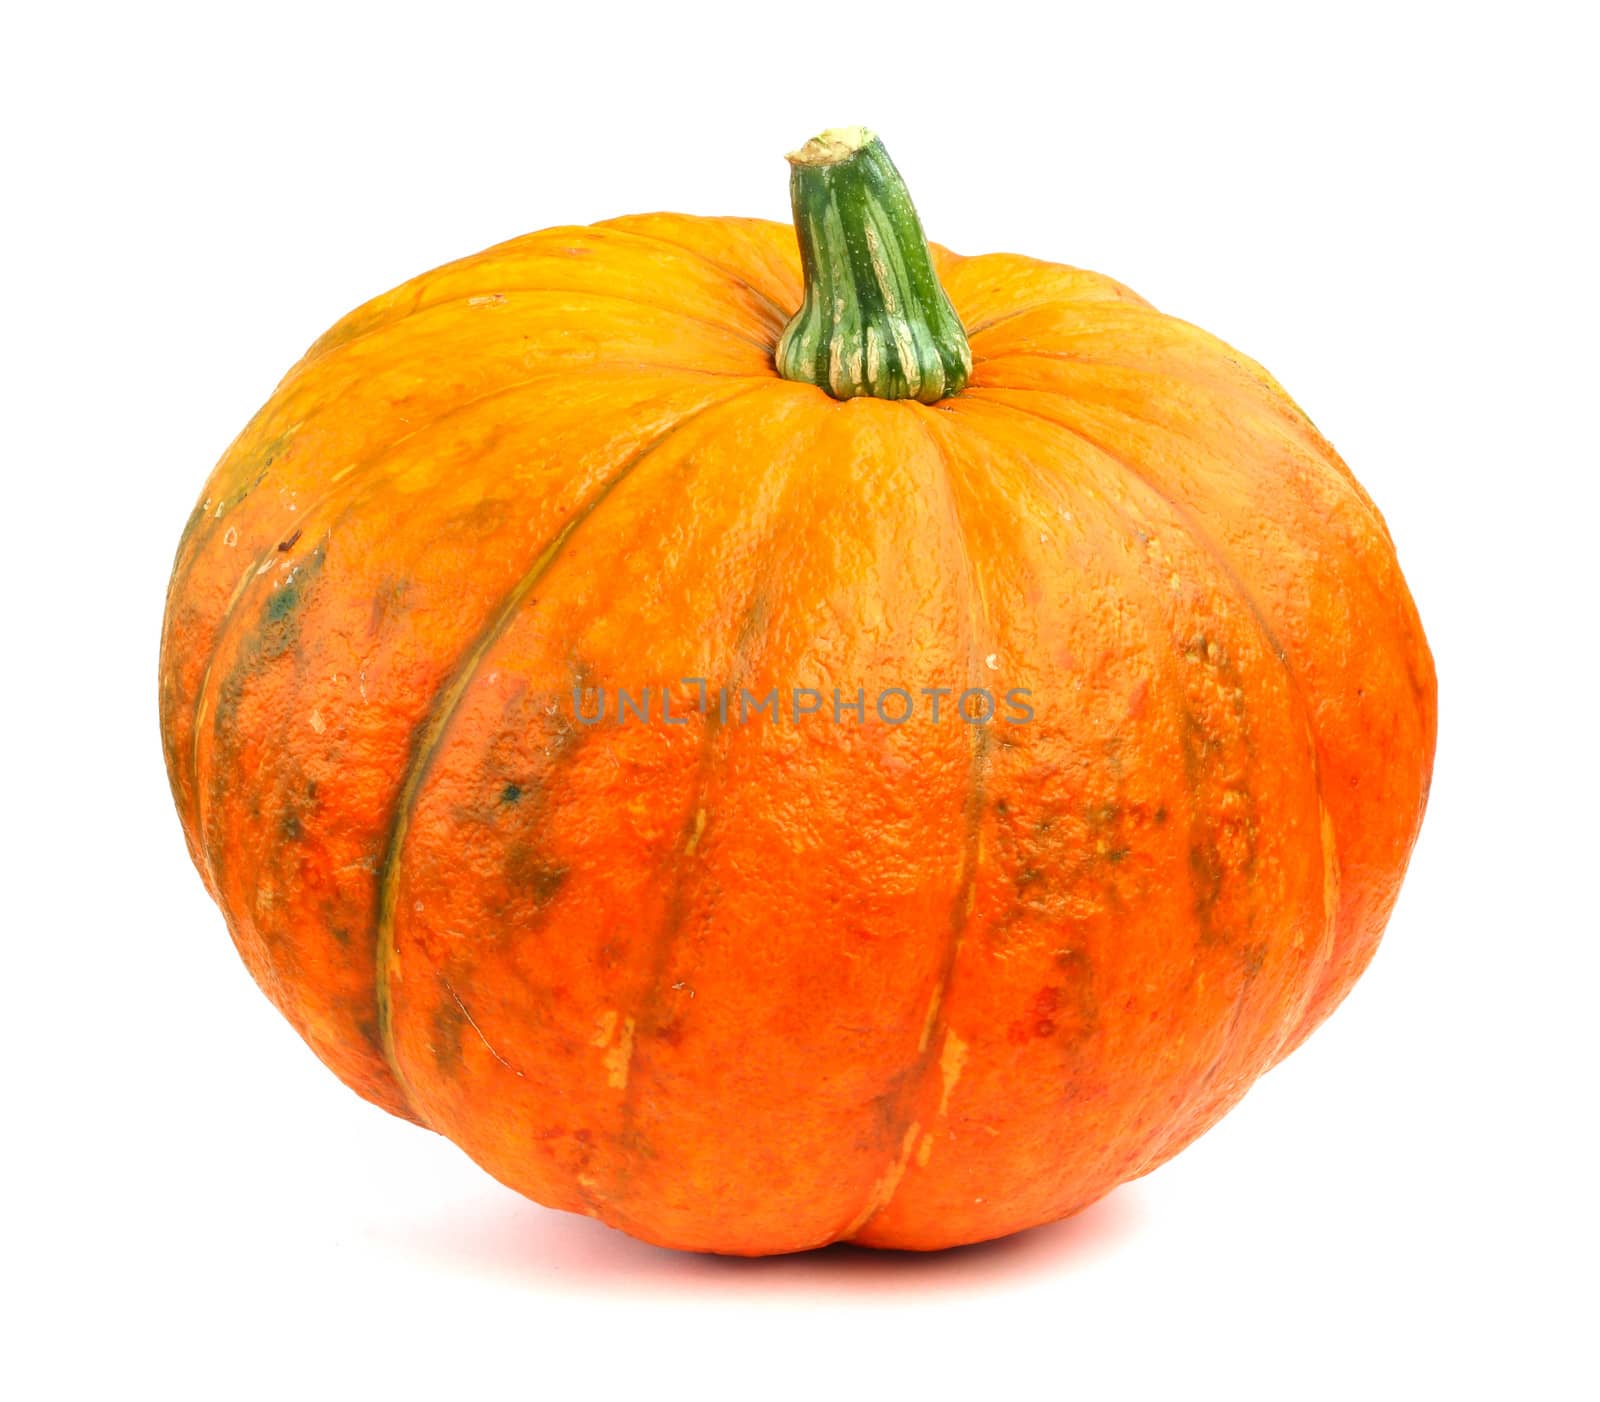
[159,208,1436,1255]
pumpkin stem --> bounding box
[775,127,971,403]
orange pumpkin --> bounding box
[159,128,1435,1254]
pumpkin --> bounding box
[159,127,1436,1254]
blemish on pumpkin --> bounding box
[277,527,302,552]
[591,1009,619,1048]
[506,844,569,907]
[223,526,239,548]
[431,993,466,1073]
[845,1121,923,1237]
[937,1029,968,1117]
[1127,678,1150,720]
[206,544,328,841]
[501,782,522,804]
[366,577,412,636]
[684,806,707,855]
[439,979,524,1077]
[1189,837,1227,922]
[604,1015,636,1089]
[916,1132,934,1168]
[176,501,207,552]
[267,580,303,623]
[308,707,326,734]
[917,988,944,1053]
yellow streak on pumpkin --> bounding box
[843,1121,922,1238]
[963,831,985,916]
[1319,798,1341,931]
[938,1028,968,1118]
[604,1016,636,1090]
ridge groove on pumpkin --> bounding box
[371,383,775,1117]
[167,307,773,614]
[845,412,992,1243]
[183,364,756,891]
[601,398,830,1235]
[178,336,723,591]
[976,390,1343,1088]
[967,347,1397,556]
[592,218,797,329]
[930,392,1216,1221]
[304,284,782,373]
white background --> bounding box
[6,2,1596,1397]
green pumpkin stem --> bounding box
[775,127,971,403]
